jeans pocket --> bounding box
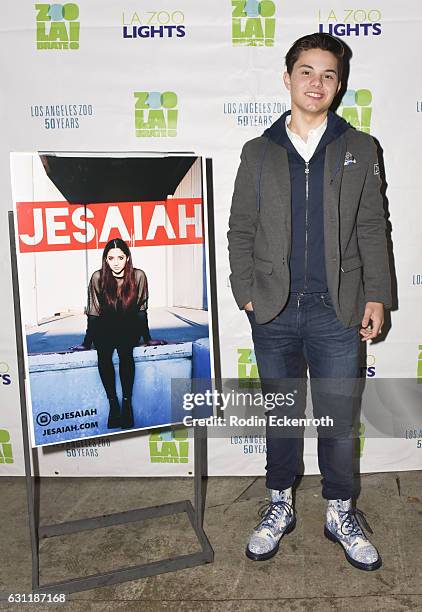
[320,293,333,310]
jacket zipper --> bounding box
[303,161,310,290]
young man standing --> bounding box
[227,33,391,571]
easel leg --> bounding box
[194,425,208,529]
[9,212,41,591]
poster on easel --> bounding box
[10,152,216,447]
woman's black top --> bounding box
[83,268,150,348]
[87,268,148,316]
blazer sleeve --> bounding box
[227,142,259,310]
[356,138,392,308]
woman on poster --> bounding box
[77,238,157,430]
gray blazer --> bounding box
[227,128,392,326]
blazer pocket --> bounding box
[341,255,362,272]
[343,162,363,172]
[254,256,273,274]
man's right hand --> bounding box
[244,302,254,312]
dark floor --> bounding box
[0,472,421,611]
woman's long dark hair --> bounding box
[100,238,137,312]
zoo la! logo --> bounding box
[134,91,178,137]
[35,3,80,50]
[237,348,260,388]
[338,89,372,134]
[149,429,189,463]
[232,0,276,46]
[358,422,365,457]
[0,430,13,464]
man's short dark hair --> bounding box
[285,33,345,82]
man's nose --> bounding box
[310,75,323,87]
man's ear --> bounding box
[336,81,342,94]
[283,71,291,91]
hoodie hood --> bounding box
[263,109,350,153]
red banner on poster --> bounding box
[17,198,204,253]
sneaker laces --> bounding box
[256,499,294,531]
[338,507,374,538]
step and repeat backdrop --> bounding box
[1,1,421,476]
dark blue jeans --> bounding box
[246,291,361,500]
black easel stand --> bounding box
[8,212,213,594]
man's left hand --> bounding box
[360,302,384,342]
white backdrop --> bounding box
[1,0,421,476]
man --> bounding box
[227,33,391,571]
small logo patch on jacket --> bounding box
[344,151,357,166]
[374,162,380,175]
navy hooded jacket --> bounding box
[263,110,350,293]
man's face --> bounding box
[283,48,341,115]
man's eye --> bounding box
[325,74,334,79]
[302,71,310,75]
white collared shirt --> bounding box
[285,116,327,162]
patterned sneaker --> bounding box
[325,498,382,571]
[246,488,296,561]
